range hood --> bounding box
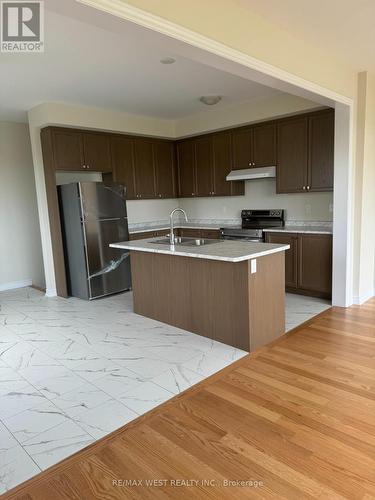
[226,166,276,181]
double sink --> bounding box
[154,236,221,247]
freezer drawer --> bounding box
[84,218,131,299]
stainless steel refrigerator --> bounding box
[58,182,132,300]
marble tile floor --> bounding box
[0,287,330,493]
[285,293,331,331]
[0,287,247,494]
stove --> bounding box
[220,209,285,242]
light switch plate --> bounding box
[250,259,257,274]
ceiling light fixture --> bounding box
[160,57,176,64]
[199,95,222,106]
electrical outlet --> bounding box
[250,259,257,274]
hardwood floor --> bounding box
[3,300,375,499]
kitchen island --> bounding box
[110,238,289,352]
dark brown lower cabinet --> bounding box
[129,229,169,241]
[265,232,332,298]
[298,234,332,296]
[264,232,298,288]
[178,228,220,239]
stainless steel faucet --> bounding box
[169,208,188,245]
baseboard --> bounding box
[0,279,32,292]
[352,289,375,305]
[45,287,57,297]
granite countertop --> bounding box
[110,238,289,263]
[263,226,333,235]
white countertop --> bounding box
[110,238,289,263]
[263,226,332,235]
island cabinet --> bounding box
[232,122,276,169]
[264,232,332,298]
[277,109,334,193]
[129,249,286,351]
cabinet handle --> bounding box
[82,165,86,169]
[159,194,162,198]
[192,193,195,196]
[86,165,90,169]
[248,162,252,167]
[302,186,306,190]
[306,185,310,191]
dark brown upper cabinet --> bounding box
[52,129,85,171]
[133,139,156,199]
[154,141,176,199]
[308,110,334,191]
[212,132,233,197]
[82,133,111,172]
[110,136,136,200]
[277,109,334,194]
[51,128,111,172]
[232,122,276,170]
[195,137,214,197]
[232,127,253,169]
[212,132,244,196]
[252,122,276,167]
[177,140,196,198]
[277,116,308,193]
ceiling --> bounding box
[0,0,283,122]
[239,0,375,72]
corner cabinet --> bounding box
[277,109,334,193]
[264,232,332,298]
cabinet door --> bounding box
[308,111,334,192]
[265,232,298,288]
[154,141,176,199]
[129,231,156,241]
[277,117,308,193]
[200,229,220,240]
[232,128,253,169]
[133,139,156,199]
[298,234,332,296]
[52,129,84,171]
[83,133,112,172]
[253,123,276,167]
[212,132,233,196]
[179,228,201,238]
[110,137,136,200]
[195,137,213,197]
[177,140,196,198]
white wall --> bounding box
[0,122,44,291]
[176,94,320,137]
[179,179,333,222]
[353,72,375,303]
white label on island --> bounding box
[251,259,257,274]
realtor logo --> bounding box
[1,1,44,52]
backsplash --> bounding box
[126,179,333,227]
